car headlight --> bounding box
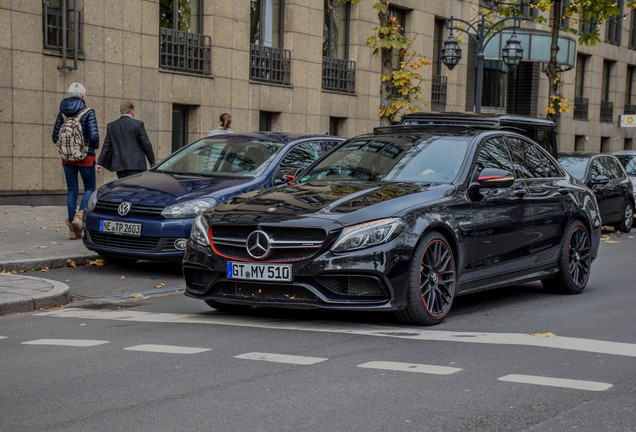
[331,218,403,253]
[85,190,98,212]
[161,198,217,218]
[190,214,210,247]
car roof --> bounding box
[613,150,636,156]
[373,123,493,137]
[209,132,343,143]
[558,152,613,159]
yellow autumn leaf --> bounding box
[131,293,149,299]
[66,259,76,268]
[35,218,45,221]
[121,275,127,279]
[154,283,166,289]
[530,332,556,337]
[36,245,49,249]
[40,267,49,272]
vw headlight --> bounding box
[190,214,210,247]
[162,198,217,219]
[331,218,403,253]
[85,190,98,211]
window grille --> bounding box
[625,104,636,115]
[431,74,448,106]
[322,57,356,93]
[600,100,614,123]
[250,44,291,85]
[160,27,211,75]
[573,97,588,120]
[43,4,82,53]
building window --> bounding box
[575,135,586,152]
[42,0,83,54]
[432,18,447,111]
[601,137,610,154]
[159,0,211,75]
[329,117,344,136]
[172,105,189,153]
[250,0,291,85]
[574,54,589,120]
[259,111,279,131]
[625,138,633,150]
[631,11,636,49]
[557,1,571,30]
[482,60,507,110]
[626,65,636,114]
[322,0,356,93]
[606,0,623,45]
[601,60,614,123]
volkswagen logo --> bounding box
[246,230,272,260]
[118,202,132,216]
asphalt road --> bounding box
[1,231,635,431]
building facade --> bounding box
[2,0,635,204]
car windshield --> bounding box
[301,135,469,184]
[558,157,589,180]
[616,155,636,175]
[154,137,284,178]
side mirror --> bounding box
[471,168,515,189]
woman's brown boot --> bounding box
[71,211,83,238]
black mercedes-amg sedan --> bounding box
[183,125,602,325]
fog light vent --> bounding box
[174,238,188,251]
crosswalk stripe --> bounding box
[124,344,211,354]
[37,308,636,358]
[235,352,328,365]
[497,374,613,391]
[21,339,109,347]
[358,361,462,375]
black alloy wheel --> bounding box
[397,232,456,326]
[614,201,633,233]
[542,221,591,294]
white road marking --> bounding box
[0,336,7,340]
[21,339,109,347]
[235,352,328,365]
[498,374,613,392]
[37,308,636,358]
[124,344,211,354]
[358,361,461,375]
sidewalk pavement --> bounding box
[0,205,99,315]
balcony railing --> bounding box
[431,74,448,108]
[250,44,291,85]
[573,97,589,120]
[600,100,614,123]
[160,27,211,75]
[322,57,356,93]
[625,104,636,115]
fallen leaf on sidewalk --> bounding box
[154,283,166,289]
[85,259,105,266]
[0,230,6,234]
[36,245,49,249]
[40,226,47,229]
[35,218,45,221]
[131,293,149,299]
[66,259,76,268]
[120,275,127,279]
[40,267,49,272]
[530,332,556,337]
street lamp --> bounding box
[440,14,524,113]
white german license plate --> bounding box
[227,262,292,282]
[99,220,142,237]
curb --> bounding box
[0,273,71,315]
[0,252,99,273]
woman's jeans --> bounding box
[63,162,96,223]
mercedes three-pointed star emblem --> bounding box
[246,230,272,260]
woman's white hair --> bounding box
[67,82,86,98]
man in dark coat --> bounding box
[97,101,155,178]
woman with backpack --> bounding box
[52,82,100,240]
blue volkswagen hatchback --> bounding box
[82,133,344,263]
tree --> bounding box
[493,0,636,128]
[337,0,429,125]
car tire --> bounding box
[204,299,253,313]
[541,220,591,294]
[613,201,633,233]
[98,253,137,266]
[396,232,456,326]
